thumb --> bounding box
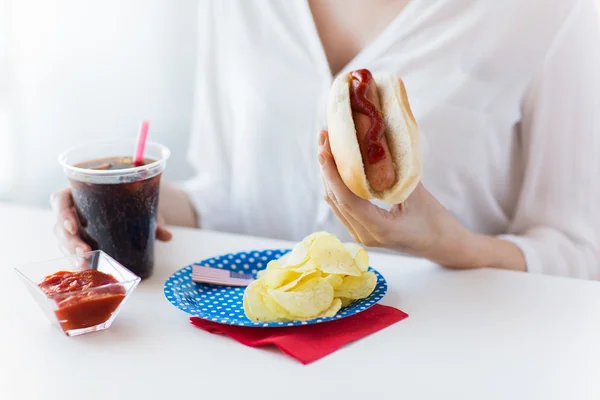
[156,225,173,242]
[404,181,427,202]
[156,214,173,241]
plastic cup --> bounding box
[58,140,170,280]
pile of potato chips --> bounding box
[243,232,377,322]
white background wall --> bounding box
[1,0,198,206]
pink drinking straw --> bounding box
[133,120,150,166]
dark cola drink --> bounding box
[69,157,160,279]
[59,142,170,281]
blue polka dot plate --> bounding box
[163,249,388,327]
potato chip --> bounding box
[339,297,354,307]
[264,269,302,289]
[277,252,290,265]
[277,269,320,292]
[343,242,369,272]
[280,241,309,268]
[310,235,362,276]
[256,260,278,279]
[243,289,254,317]
[262,261,302,289]
[269,277,334,318]
[243,280,284,322]
[294,298,342,321]
[324,274,343,289]
[243,231,375,322]
[302,231,331,246]
[263,293,293,320]
[283,259,319,273]
[318,298,342,318]
[334,271,377,299]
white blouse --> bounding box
[182,0,600,279]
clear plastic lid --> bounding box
[58,140,170,184]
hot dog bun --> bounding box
[327,71,421,205]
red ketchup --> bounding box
[38,270,126,332]
[349,69,387,164]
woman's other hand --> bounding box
[50,188,172,256]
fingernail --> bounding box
[319,132,326,146]
[64,220,75,234]
[75,247,84,255]
[318,154,325,165]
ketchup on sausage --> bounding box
[349,69,396,191]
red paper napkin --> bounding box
[189,304,408,364]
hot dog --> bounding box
[349,69,396,192]
[326,69,422,205]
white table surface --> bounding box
[1,202,600,400]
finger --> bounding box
[156,214,173,241]
[59,244,72,257]
[316,141,363,243]
[53,201,90,255]
[59,243,90,258]
[319,130,393,246]
[156,225,173,242]
[318,130,378,224]
[54,223,91,255]
[324,181,380,246]
[325,191,369,245]
[51,189,80,236]
[388,182,433,221]
[322,174,378,246]
[50,188,73,214]
[60,207,81,235]
[322,178,359,240]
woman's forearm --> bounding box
[446,232,527,272]
[159,182,199,228]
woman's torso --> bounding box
[189,0,577,242]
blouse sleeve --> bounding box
[499,0,600,279]
[179,1,234,231]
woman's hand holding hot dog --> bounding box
[322,68,527,271]
[319,130,525,271]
